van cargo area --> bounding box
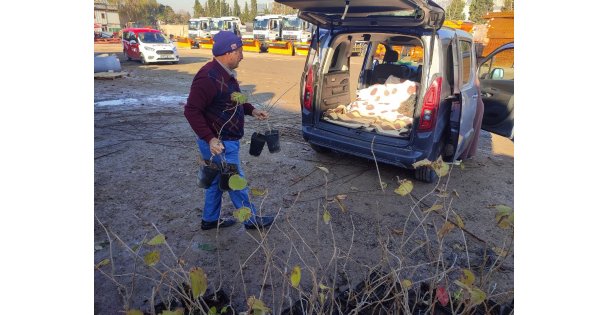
[317,32,425,139]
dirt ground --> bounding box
[94,44,514,314]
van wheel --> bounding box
[309,143,330,153]
[415,166,437,183]
[140,54,147,65]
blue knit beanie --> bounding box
[212,31,243,56]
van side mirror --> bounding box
[490,68,504,79]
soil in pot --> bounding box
[265,129,281,153]
[249,132,266,156]
[218,163,238,192]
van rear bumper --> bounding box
[302,126,429,169]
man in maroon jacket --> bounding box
[184,31,274,231]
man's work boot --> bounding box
[201,218,237,231]
[244,215,275,230]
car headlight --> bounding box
[144,46,155,52]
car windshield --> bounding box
[209,20,221,31]
[283,17,300,30]
[138,32,169,44]
[189,21,200,30]
[254,19,269,30]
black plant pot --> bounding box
[249,132,266,156]
[265,129,281,153]
[197,164,219,189]
[218,164,238,192]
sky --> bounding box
[158,0,270,14]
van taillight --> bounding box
[303,66,314,111]
[417,77,442,131]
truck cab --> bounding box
[211,16,246,37]
[188,17,212,39]
[253,14,284,47]
[281,15,312,43]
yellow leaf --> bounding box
[392,228,404,236]
[454,214,465,229]
[460,162,465,170]
[228,174,247,190]
[127,310,144,315]
[435,163,449,177]
[493,246,508,257]
[319,283,330,290]
[335,194,347,200]
[251,188,267,196]
[412,159,432,168]
[147,234,166,246]
[336,199,347,213]
[290,265,301,288]
[144,250,160,266]
[437,222,455,239]
[394,180,414,196]
[380,182,388,189]
[320,292,326,304]
[234,207,252,223]
[470,287,487,306]
[190,267,208,298]
[317,166,329,174]
[460,269,475,287]
[247,296,270,312]
[495,205,514,229]
[323,210,331,224]
[401,279,413,289]
[95,258,110,269]
[423,204,443,213]
[161,309,184,315]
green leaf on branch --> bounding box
[147,234,166,246]
[228,175,247,190]
[190,267,208,299]
[323,209,331,224]
[208,307,218,315]
[144,250,160,266]
[494,205,514,229]
[247,296,270,314]
[95,258,110,269]
[319,283,330,290]
[230,91,248,104]
[401,279,413,289]
[394,180,414,196]
[161,310,184,315]
[290,265,301,288]
[454,213,465,229]
[470,287,487,306]
[460,269,475,287]
[127,310,144,315]
[423,204,443,213]
[234,207,252,223]
[251,187,267,196]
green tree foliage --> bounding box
[221,0,230,16]
[109,0,190,26]
[241,1,251,22]
[251,0,258,18]
[233,0,241,17]
[502,0,514,11]
[193,0,204,17]
[468,0,494,23]
[445,0,465,20]
[271,3,297,15]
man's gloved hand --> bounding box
[209,137,225,155]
